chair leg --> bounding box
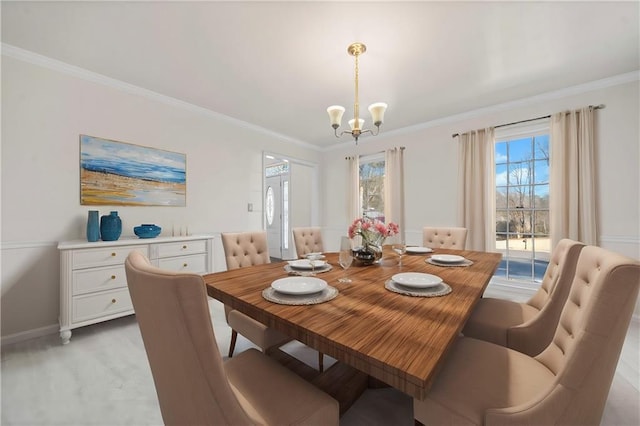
[228,330,238,358]
[318,352,324,373]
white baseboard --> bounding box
[1,324,59,346]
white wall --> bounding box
[1,55,321,338]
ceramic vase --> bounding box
[86,210,100,242]
[100,211,122,241]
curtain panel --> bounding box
[550,107,597,246]
[384,147,406,243]
[457,128,495,251]
[347,156,360,222]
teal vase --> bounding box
[100,211,122,241]
[86,211,100,242]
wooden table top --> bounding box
[204,247,501,399]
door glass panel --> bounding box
[266,186,274,226]
[283,180,289,249]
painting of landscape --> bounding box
[80,135,186,206]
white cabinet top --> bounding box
[58,235,214,250]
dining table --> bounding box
[204,246,501,408]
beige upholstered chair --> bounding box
[462,238,585,356]
[221,231,291,358]
[422,227,468,249]
[292,227,324,258]
[414,245,640,425]
[125,251,339,426]
[222,231,326,371]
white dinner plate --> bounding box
[430,254,466,264]
[392,272,443,288]
[305,252,324,258]
[271,277,328,295]
[405,246,434,254]
[288,259,327,270]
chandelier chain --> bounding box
[354,52,360,131]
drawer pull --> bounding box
[111,275,116,280]
[183,263,188,267]
[183,245,187,249]
[111,299,117,304]
[111,252,117,257]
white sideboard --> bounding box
[58,235,214,344]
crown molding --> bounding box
[1,43,321,152]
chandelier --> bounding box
[327,42,387,144]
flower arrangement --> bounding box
[348,217,399,248]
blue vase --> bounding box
[100,211,122,241]
[86,210,100,242]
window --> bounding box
[359,154,385,221]
[494,124,550,283]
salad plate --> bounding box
[430,254,466,264]
[288,259,327,270]
[392,272,443,288]
[271,277,328,295]
[406,246,433,254]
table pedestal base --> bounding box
[269,349,370,415]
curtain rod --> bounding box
[451,104,605,138]
[345,146,405,160]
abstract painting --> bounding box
[80,135,186,206]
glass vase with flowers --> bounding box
[348,217,399,265]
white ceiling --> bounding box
[2,1,639,148]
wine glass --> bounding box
[338,236,353,283]
[306,252,320,275]
[338,250,353,283]
[392,241,407,267]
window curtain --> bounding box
[346,155,360,221]
[384,147,405,243]
[457,128,495,251]
[550,107,597,247]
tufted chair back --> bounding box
[463,239,585,356]
[422,227,468,249]
[292,227,324,258]
[221,231,270,270]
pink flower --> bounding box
[348,217,399,244]
[387,222,399,236]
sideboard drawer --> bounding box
[155,240,206,258]
[72,246,147,269]
[73,265,127,296]
[72,288,133,323]
[158,254,207,274]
